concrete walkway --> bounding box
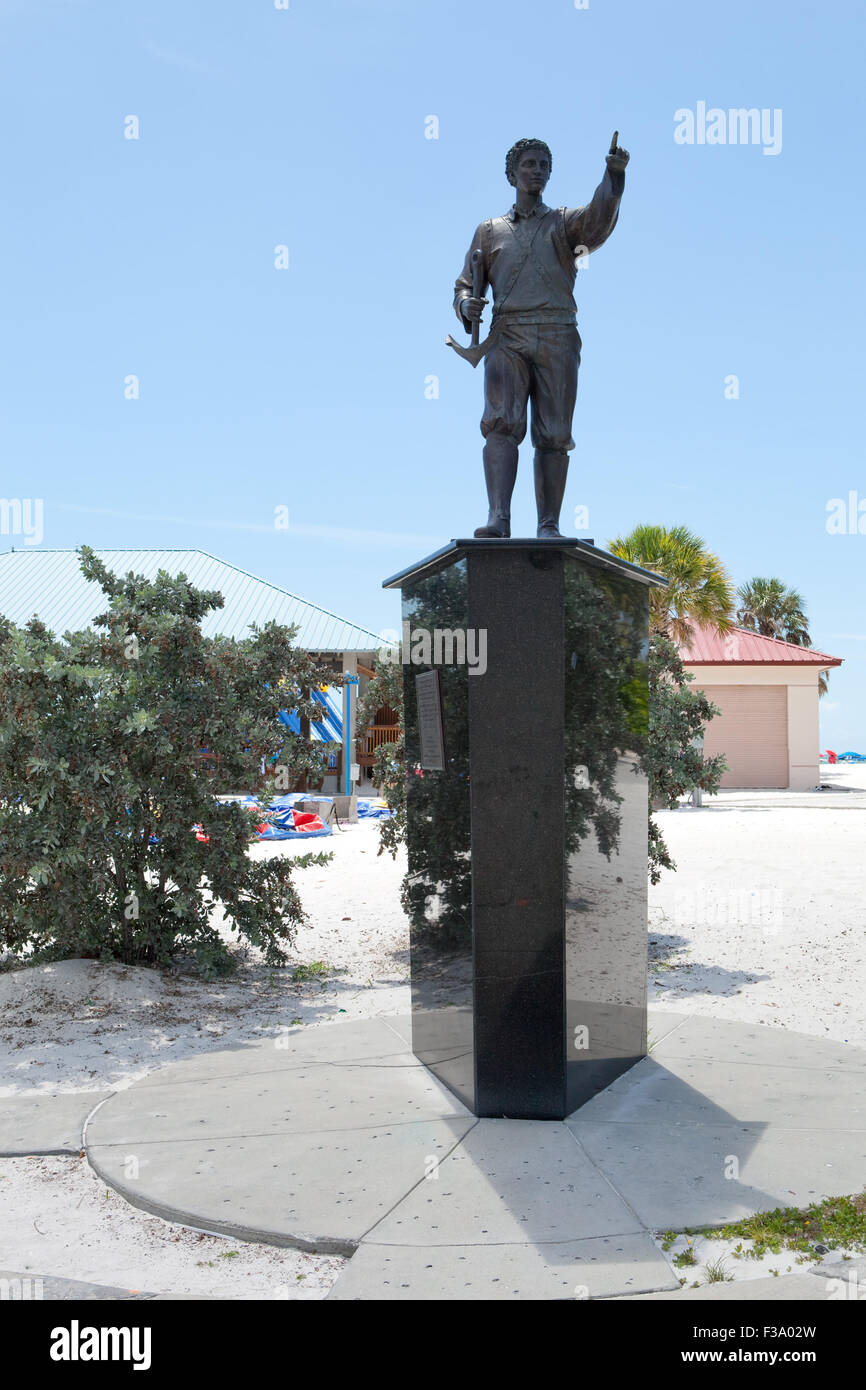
[0,1091,110,1156]
[74,1009,866,1300]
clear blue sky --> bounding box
[2,0,864,746]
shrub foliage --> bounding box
[0,549,334,975]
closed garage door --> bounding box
[698,685,788,788]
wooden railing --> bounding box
[357,724,401,766]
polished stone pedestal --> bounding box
[383,539,660,1120]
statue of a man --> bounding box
[453,134,629,539]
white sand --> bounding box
[0,1154,342,1299]
[648,763,866,1044]
[1,769,864,1295]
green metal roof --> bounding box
[0,549,381,653]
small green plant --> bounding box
[699,1191,866,1263]
[291,852,334,870]
[291,960,333,983]
[704,1256,733,1284]
[672,1241,698,1268]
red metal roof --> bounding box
[679,625,842,666]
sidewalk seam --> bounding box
[354,1118,481,1248]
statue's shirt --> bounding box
[454,167,624,328]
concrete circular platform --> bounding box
[85,1010,866,1300]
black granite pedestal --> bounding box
[383,539,662,1120]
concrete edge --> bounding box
[85,1108,478,1259]
[0,1147,85,1158]
[85,1084,359,1255]
[84,1146,358,1256]
[610,1271,832,1301]
[0,1088,114,1158]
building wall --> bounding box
[683,664,821,791]
[698,684,788,788]
[786,683,820,790]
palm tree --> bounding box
[737,577,829,695]
[608,524,735,643]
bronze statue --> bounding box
[449,134,629,539]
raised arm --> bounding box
[564,132,629,255]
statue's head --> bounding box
[505,138,552,193]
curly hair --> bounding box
[505,138,553,187]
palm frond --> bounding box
[610,524,735,640]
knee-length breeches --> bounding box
[481,320,581,452]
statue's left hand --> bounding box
[606,129,629,172]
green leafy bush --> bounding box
[0,548,334,975]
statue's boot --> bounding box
[534,448,569,539]
[474,435,517,538]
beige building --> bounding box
[679,626,843,791]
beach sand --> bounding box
[1,764,863,1295]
